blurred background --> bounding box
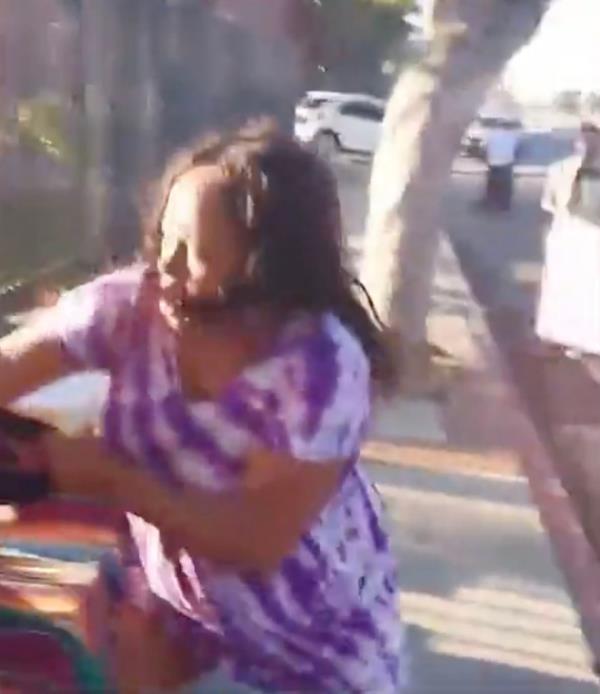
[0,0,410,303]
[3,2,600,691]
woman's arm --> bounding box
[0,269,143,408]
[120,453,345,574]
[44,434,345,574]
[0,322,73,406]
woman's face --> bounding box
[158,166,250,330]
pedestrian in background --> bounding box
[484,122,519,211]
[536,113,600,357]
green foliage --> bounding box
[310,0,411,93]
[15,97,75,165]
[57,0,82,15]
[0,191,82,289]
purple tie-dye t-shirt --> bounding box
[49,266,407,693]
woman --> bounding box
[0,122,407,692]
[536,115,600,357]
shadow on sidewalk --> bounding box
[407,622,594,694]
[366,462,596,692]
[509,349,600,561]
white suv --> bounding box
[294,91,386,158]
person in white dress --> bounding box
[536,114,600,356]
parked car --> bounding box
[461,115,525,159]
[294,91,386,158]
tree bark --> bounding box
[361,0,548,350]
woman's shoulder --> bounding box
[222,312,371,460]
[43,264,149,370]
[323,313,369,371]
[79,263,147,304]
[276,312,371,412]
[47,263,146,324]
[277,312,371,459]
[280,312,369,379]
[58,263,148,324]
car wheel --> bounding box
[314,132,339,162]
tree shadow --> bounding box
[362,461,597,691]
[406,624,595,693]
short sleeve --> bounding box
[278,315,371,463]
[40,266,143,372]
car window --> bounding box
[477,117,522,130]
[339,101,364,118]
[368,105,385,122]
[478,117,503,128]
[299,96,330,109]
[339,101,384,122]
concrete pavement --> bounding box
[368,461,596,692]
[333,133,600,689]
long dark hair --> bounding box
[142,120,398,392]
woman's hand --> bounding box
[112,603,205,691]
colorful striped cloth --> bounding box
[0,605,109,692]
[43,266,408,693]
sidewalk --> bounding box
[336,148,600,675]
[510,347,600,589]
[366,460,596,692]
[363,236,600,688]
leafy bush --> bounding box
[16,97,75,165]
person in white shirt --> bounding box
[535,115,600,357]
[484,124,519,210]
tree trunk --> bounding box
[361,0,548,355]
